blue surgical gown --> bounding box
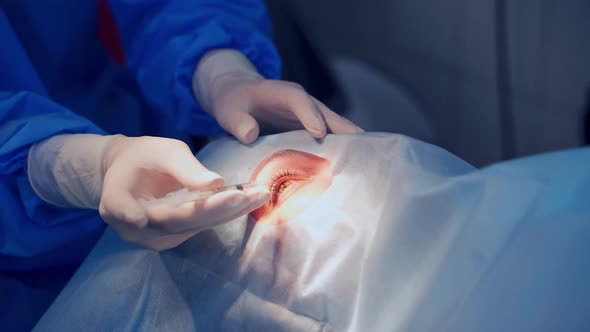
[0,1,280,330]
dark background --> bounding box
[264,0,590,167]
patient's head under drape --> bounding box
[35,132,590,331]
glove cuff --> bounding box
[28,134,118,210]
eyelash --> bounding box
[268,169,298,205]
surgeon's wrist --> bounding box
[193,49,263,113]
[100,134,129,179]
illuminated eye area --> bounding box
[249,149,334,225]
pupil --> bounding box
[278,181,291,193]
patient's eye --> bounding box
[249,149,333,224]
[268,170,305,205]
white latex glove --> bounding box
[28,134,270,250]
[193,49,363,144]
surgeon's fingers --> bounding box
[103,211,197,250]
[140,232,198,251]
[146,186,270,234]
[254,81,327,138]
[311,97,364,134]
[215,108,260,144]
[110,193,267,251]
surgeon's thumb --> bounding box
[217,111,260,145]
[163,152,224,191]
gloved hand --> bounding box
[193,49,363,144]
[28,134,270,250]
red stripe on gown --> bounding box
[97,0,125,65]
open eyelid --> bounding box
[249,149,321,182]
[268,170,309,205]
